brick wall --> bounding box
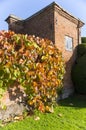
[53,7,79,97]
[54,7,78,84]
[6,16,23,33]
[23,5,55,42]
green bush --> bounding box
[0,30,65,112]
[77,43,86,57]
[81,37,86,43]
[72,54,86,94]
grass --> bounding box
[0,94,86,130]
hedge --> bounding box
[77,43,86,58]
[72,43,86,94]
[0,30,65,112]
[81,37,86,43]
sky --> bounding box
[0,0,86,36]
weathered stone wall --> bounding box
[0,82,26,120]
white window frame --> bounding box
[65,36,73,51]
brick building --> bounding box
[5,2,84,98]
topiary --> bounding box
[71,54,86,94]
[0,30,65,112]
[77,43,86,58]
[81,37,86,43]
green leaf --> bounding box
[0,80,3,87]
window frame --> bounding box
[65,35,73,51]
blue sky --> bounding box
[0,0,86,36]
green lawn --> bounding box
[0,94,86,130]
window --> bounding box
[65,36,73,51]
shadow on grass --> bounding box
[58,94,86,108]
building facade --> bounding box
[5,2,84,98]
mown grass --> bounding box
[0,94,86,130]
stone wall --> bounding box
[0,81,26,120]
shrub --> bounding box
[0,30,65,112]
[72,48,86,94]
[77,43,86,57]
[81,37,86,43]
